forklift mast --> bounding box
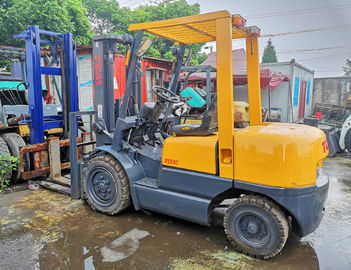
[92,33,137,147]
[14,26,78,144]
[93,35,123,133]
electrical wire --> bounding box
[275,45,351,54]
[296,53,351,62]
[246,4,351,19]
[262,24,351,37]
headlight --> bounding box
[316,167,329,187]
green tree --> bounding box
[83,0,203,64]
[261,38,278,64]
[0,0,92,46]
[83,0,120,34]
[198,52,209,65]
[343,59,351,76]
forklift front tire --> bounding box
[82,154,131,215]
[223,195,289,259]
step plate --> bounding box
[135,177,158,188]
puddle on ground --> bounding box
[0,158,351,269]
[101,228,150,262]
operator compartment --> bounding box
[233,123,329,188]
[162,135,218,174]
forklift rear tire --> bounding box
[344,130,351,154]
[223,195,289,259]
[82,154,131,215]
[0,136,12,181]
[0,133,30,183]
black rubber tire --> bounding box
[223,195,289,259]
[0,136,12,181]
[0,133,30,182]
[335,132,344,153]
[82,154,131,215]
[344,129,351,154]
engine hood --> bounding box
[233,123,328,188]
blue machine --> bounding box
[180,87,206,108]
[0,26,79,183]
[14,26,78,144]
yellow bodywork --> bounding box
[129,10,260,179]
[162,135,218,174]
[233,123,328,188]
[46,128,63,135]
[163,123,328,188]
[129,11,249,44]
[17,125,63,137]
[18,125,30,137]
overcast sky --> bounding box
[185,0,351,77]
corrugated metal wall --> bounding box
[313,77,351,110]
[234,61,314,122]
[141,59,172,103]
[113,56,126,101]
[290,63,314,121]
[45,53,172,112]
[113,56,172,103]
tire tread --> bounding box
[82,154,131,215]
[345,129,351,153]
[223,195,289,259]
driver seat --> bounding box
[171,96,217,136]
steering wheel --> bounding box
[152,85,180,103]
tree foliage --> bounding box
[261,38,278,64]
[83,0,204,65]
[0,0,92,46]
[198,52,209,65]
[0,0,205,65]
[343,59,351,76]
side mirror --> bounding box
[136,37,153,57]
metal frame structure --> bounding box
[69,110,95,199]
[14,26,78,144]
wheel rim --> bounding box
[235,213,271,248]
[87,167,117,207]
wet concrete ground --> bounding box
[0,156,351,270]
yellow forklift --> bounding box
[82,11,329,259]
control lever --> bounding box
[92,121,112,138]
[134,104,141,124]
